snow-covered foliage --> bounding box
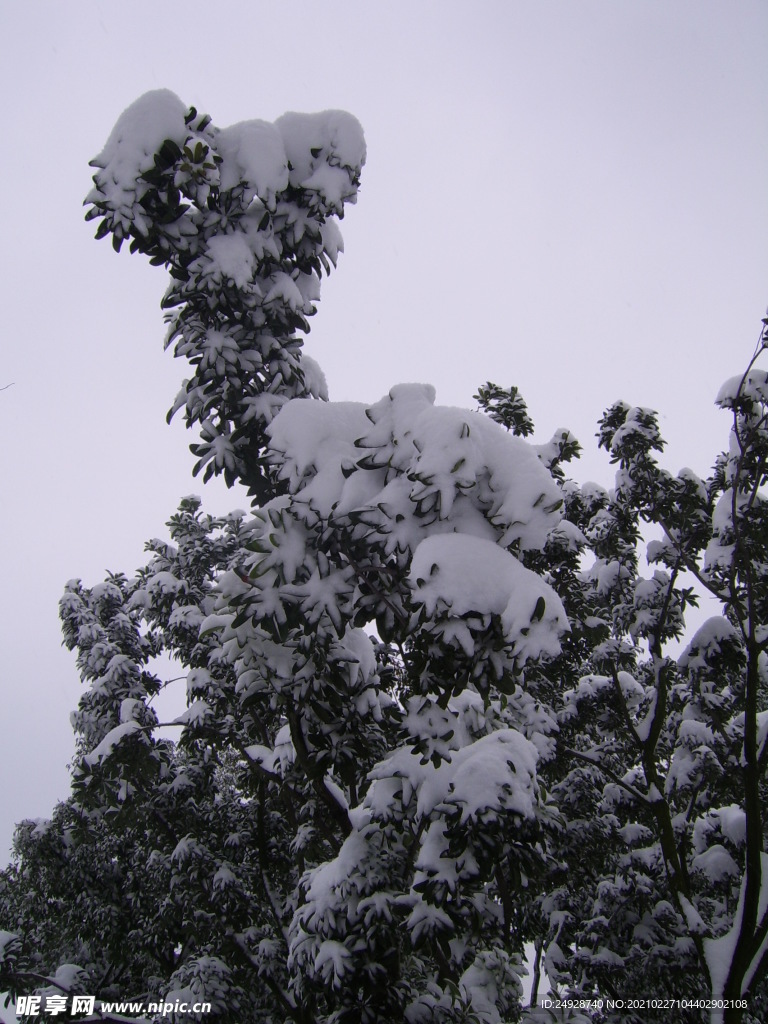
[1,91,766,1024]
[86,89,365,500]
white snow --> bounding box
[313,939,352,987]
[616,670,644,706]
[320,220,344,266]
[591,946,625,967]
[216,119,288,203]
[119,697,142,723]
[705,491,740,570]
[186,667,212,697]
[267,399,370,516]
[300,354,329,401]
[205,233,257,289]
[368,726,540,829]
[145,570,184,597]
[0,932,18,965]
[692,845,740,882]
[447,729,540,822]
[680,616,740,671]
[53,964,86,989]
[86,89,191,236]
[298,828,371,922]
[410,533,568,663]
[82,720,142,766]
[704,852,768,1009]
[276,109,366,180]
[268,383,563,555]
[677,718,715,747]
[618,823,653,845]
[714,805,748,847]
[244,743,278,774]
[0,996,18,1024]
[300,161,354,211]
[212,865,236,889]
[716,369,768,408]
[172,699,212,727]
[406,897,454,944]
[758,710,768,760]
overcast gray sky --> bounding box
[1,0,766,858]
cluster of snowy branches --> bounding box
[1,92,766,1024]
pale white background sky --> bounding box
[1,1,766,859]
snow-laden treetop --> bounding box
[88,88,366,231]
[86,90,366,498]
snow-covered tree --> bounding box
[1,91,766,1024]
[532,349,768,1024]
